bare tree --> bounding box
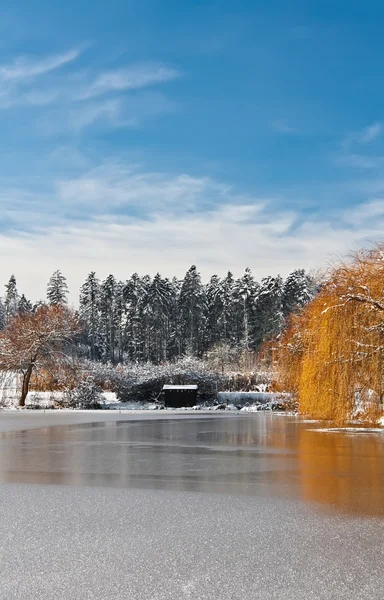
[0,305,81,406]
[205,342,240,374]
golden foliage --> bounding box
[276,244,384,424]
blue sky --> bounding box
[1,0,384,301]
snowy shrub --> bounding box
[217,392,276,406]
[44,356,274,406]
[222,370,275,392]
[62,377,103,409]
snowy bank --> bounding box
[0,371,291,413]
[217,391,284,407]
[315,427,384,434]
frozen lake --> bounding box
[0,412,383,599]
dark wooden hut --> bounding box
[162,384,198,408]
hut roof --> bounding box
[162,384,198,390]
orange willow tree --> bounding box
[276,244,384,424]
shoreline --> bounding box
[1,409,382,436]
[0,408,245,434]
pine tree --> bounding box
[99,274,116,363]
[282,269,312,317]
[215,271,236,344]
[79,272,100,360]
[47,270,69,306]
[114,281,125,363]
[205,275,222,349]
[179,266,206,355]
[4,275,19,323]
[146,273,173,362]
[235,268,258,348]
[18,294,33,314]
[167,276,181,359]
[137,275,153,361]
[253,275,284,348]
[123,273,145,362]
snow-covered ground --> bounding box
[1,373,381,422]
[0,389,287,413]
[0,371,21,406]
[0,372,289,412]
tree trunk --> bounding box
[19,365,33,407]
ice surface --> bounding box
[0,412,383,599]
[0,484,383,600]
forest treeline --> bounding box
[0,266,315,363]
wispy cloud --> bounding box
[359,122,383,144]
[337,123,384,170]
[0,49,81,82]
[67,99,129,133]
[36,98,128,135]
[78,64,180,100]
[0,48,83,110]
[334,153,384,169]
[55,163,228,211]
[344,198,384,225]
[35,92,175,134]
[341,122,383,151]
[0,49,180,133]
[0,49,180,137]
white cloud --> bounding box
[335,153,384,169]
[0,63,179,110]
[0,163,383,303]
[359,123,383,144]
[39,98,129,134]
[36,92,175,134]
[0,48,82,110]
[0,200,379,304]
[337,124,384,171]
[0,49,81,82]
[55,163,228,211]
[341,122,383,152]
[344,198,384,225]
[78,64,180,100]
[0,49,180,133]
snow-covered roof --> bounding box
[162,385,198,390]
